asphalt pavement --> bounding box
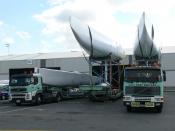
[0,92,175,131]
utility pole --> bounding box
[5,43,10,55]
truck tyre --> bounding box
[127,106,132,112]
[88,95,95,102]
[56,94,62,102]
[34,94,42,105]
[2,95,5,100]
[155,106,162,113]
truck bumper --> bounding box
[10,98,33,104]
[10,92,34,104]
[10,95,36,104]
[123,101,163,108]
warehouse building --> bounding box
[0,46,174,87]
[0,52,89,80]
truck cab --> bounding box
[123,66,165,112]
[9,74,44,105]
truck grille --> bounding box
[12,94,25,96]
[125,86,160,96]
[134,97,151,101]
[11,88,27,92]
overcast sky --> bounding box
[0,0,175,55]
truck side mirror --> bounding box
[163,70,166,81]
[34,77,38,85]
[30,77,34,84]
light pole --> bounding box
[5,43,10,55]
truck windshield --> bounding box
[125,86,160,96]
[0,85,9,92]
[125,69,161,82]
[10,76,32,86]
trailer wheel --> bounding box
[56,94,62,102]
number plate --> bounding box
[145,102,154,107]
[131,102,140,107]
[16,99,21,103]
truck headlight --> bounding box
[31,91,36,96]
[154,97,164,102]
[9,94,12,101]
[26,93,32,99]
[123,96,131,101]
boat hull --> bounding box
[70,17,124,60]
[134,13,159,61]
[38,68,101,86]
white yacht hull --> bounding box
[38,68,101,86]
[134,13,159,61]
[70,17,124,60]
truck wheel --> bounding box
[127,106,132,112]
[2,95,5,100]
[88,95,95,102]
[56,94,62,102]
[34,94,42,105]
[155,107,162,113]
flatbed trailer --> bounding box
[80,84,122,101]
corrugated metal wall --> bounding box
[0,57,89,80]
[161,53,175,87]
[46,57,89,73]
[0,60,40,80]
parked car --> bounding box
[0,85,9,100]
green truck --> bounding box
[9,68,84,106]
[123,66,166,112]
[123,12,166,113]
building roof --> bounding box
[0,51,89,61]
[160,46,175,54]
[0,46,175,61]
[124,46,175,55]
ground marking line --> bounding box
[0,106,11,109]
[0,106,36,114]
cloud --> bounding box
[47,0,75,6]
[34,0,175,50]
[111,0,174,16]
[39,39,74,53]
[2,37,15,44]
[16,31,31,40]
[0,22,15,49]
[34,0,124,50]
[0,21,3,27]
[107,0,175,47]
[56,9,95,23]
